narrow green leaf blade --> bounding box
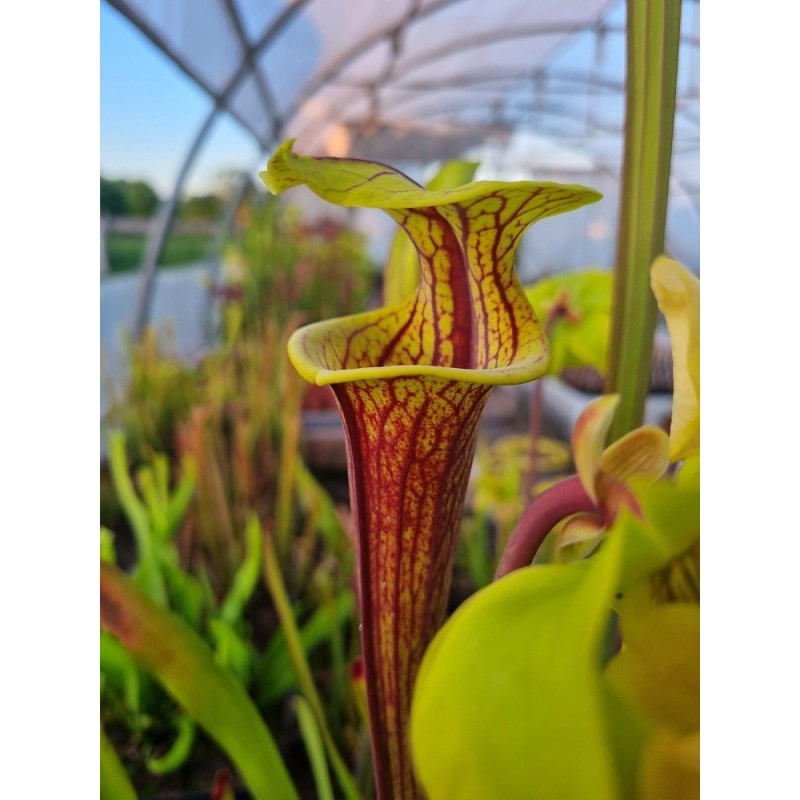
[293,695,335,800]
[220,512,263,626]
[145,715,197,775]
[100,561,299,800]
[263,536,361,800]
[100,726,137,800]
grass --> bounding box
[105,233,214,274]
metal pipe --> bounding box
[132,106,219,335]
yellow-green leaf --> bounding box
[640,729,700,800]
[600,425,669,485]
[650,257,700,461]
[525,270,613,374]
[606,586,699,734]
[410,480,699,800]
[100,726,137,800]
[553,511,606,562]
[572,394,620,503]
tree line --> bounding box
[101,177,225,221]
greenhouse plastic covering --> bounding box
[105,0,699,204]
[101,0,699,418]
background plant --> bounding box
[101,200,377,797]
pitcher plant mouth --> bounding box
[287,306,552,387]
[262,139,602,800]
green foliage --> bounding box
[104,232,213,273]
[102,432,359,792]
[606,0,683,440]
[100,726,137,800]
[263,533,362,800]
[459,434,572,588]
[100,177,129,216]
[293,695,336,800]
[101,177,160,217]
[411,476,699,800]
[104,329,201,464]
[101,562,299,800]
[223,196,375,333]
[525,270,613,375]
[179,193,224,221]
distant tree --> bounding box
[126,180,160,217]
[100,177,128,216]
[100,177,160,217]
[179,193,223,221]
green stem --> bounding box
[606,0,682,441]
[107,431,167,605]
[263,532,361,800]
[274,347,304,559]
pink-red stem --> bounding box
[495,474,597,579]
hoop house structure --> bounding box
[101,0,699,401]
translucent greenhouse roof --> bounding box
[102,0,699,342]
[105,0,699,199]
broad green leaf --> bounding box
[650,257,700,461]
[640,729,700,800]
[410,480,699,800]
[606,587,699,733]
[100,561,298,800]
[412,556,622,800]
[524,270,613,374]
[383,160,478,305]
[100,726,137,800]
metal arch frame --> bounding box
[346,69,700,130]
[293,75,694,159]
[334,98,700,213]
[106,0,314,333]
[285,14,699,149]
[109,0,467,333]
[103,0,700,332]
[278,0,477,134]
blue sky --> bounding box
[101,3,260,197]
